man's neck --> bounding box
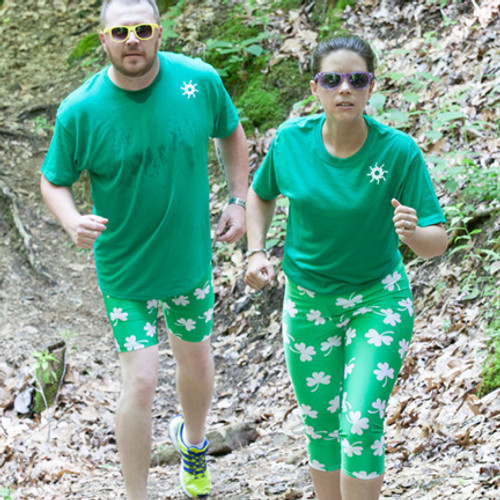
[108,57,160,91]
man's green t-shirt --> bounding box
[42,52,239,300]
[252,114,446,294]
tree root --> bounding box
[448,204,500,245]
[0,180,55,284]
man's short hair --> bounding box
[100,0,161,27]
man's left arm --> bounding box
[214,122,249,243]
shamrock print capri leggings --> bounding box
[282,260,414,480]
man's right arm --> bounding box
[40,175,107,249]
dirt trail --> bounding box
[1,1,499,499]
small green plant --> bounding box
[33,116,55,134]
[267,196,288,248]
[33,350,59,386]
[481,299,500,396]
[0,486,13,500]
[205,33,269,80]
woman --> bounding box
[245,35,447,500]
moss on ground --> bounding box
[68,33,101,66]
[236,58,311,133]
[271,0,302,9]
[312,0,356,40]
[481,311,500,396]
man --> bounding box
[40,0,248,498]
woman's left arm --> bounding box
[392,198,448,258]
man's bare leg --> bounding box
[116,346,159,500]
[169,334,214,444]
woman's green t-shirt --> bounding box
[252,114,446,294]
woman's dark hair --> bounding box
[311,35,377,75]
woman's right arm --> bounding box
[40,175,108,249]
[244,186,277,291]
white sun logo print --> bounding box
[367,162,388,184]
[180,80,199,99]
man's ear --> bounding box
[99,32,107,53]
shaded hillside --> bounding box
[0,1,499,499]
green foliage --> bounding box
[32,348,65,414]
[237,58,311,133]
[68,33,101,66]
[159,0,188,43]
[237,76,281,133]
[157,0,182,13]
[33,116,55,134]
[481,296,500,396]
[312,0,357,38]
[270,0,302,9]
[33,350,58,385]
[204,32,269,85]
[267,197,289,248]
[0,487,12,500]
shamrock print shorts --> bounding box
[103,267,214,352]
[282,260,414,480]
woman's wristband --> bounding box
[246,248,267,257]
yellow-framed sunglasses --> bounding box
[103,23,159,43]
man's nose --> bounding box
[126,29,139,43]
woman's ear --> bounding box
[310,79,320,99]
[367,79,376,100]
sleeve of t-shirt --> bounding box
[251,138,281,200]
[40,116,81,186]
[208,68,240,139]
[398,143,446,227]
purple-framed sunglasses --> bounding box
[314,71,374,90]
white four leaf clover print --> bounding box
[321,335,342,356]
[344,358,356,379]
[172,295,190,306]
[146,299,159,313]
[368,398,387,419]
[327,395,340,413]
[306,372,331,392]
[295,343,317,362]
[310,459,326,471]
[398,339,410,359]
[307,309,326,325]
[144,321,156,337]
[301,404,318,419]
[342,439,363,457]
[297,285,316,298]
[382,271,402,291]
[286,277,414,477]
[365,328,393,347]
[347,410,370,435]
[200,307,214,323]
[371,436,385,457]
[336,293,363,309]
[124,335,146,351]
[175,318,196,331]
[110,307,128,325]
[284,298,298,317]
[194,282,210,300]
[373,362,395,387]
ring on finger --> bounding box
[405,220,411,229]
